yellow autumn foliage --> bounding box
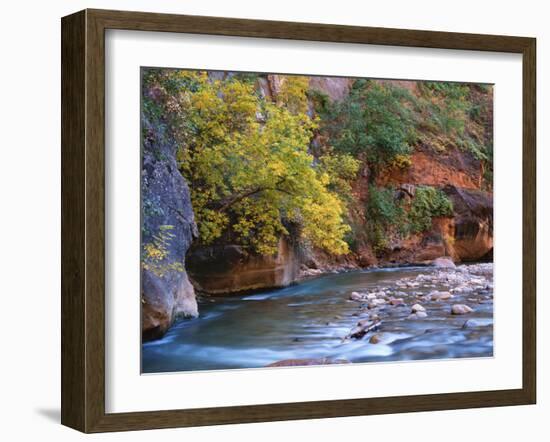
[150,70,356,255]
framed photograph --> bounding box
[61,9,536,433]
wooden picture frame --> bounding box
[61,8,536,433]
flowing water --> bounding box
[142,265,493,373]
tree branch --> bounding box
[215,178,294,212]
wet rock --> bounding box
[389,298,405,306]
[411,303,426,313]
[430,290,453,301]
[462,319,483,329]
[368,298,386,308]
[451,304,474,315]
[349,292,365,301]
[369,334,382,344]
[267,358,350,367]
[408,311,428,319]
[453,286,473,294]
[433,257,456,268]
[346,319,382,339]
[302,268,323,277]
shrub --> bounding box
[141,225,185,276]
[408,186,453,233]
[365,186,406,252]
[316,80,417,176]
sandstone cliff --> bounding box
[187,238,299,294]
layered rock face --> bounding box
[141,112,199,341]
[308,77,353,101]
[443,185,493,261]
[379,185,493,265]
[377,150,483,190]
[187,238,299,294]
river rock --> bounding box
[368,299,386,309]
[430,290,453,301]
[451,304,474,315]
[350,291,365,301]
[369,334,382,344]
[462,319,483,329]
[411,303,426,313]
[408,311,428,319]
[301,268,323,277]
[389,298,405,306]
[433,257,456,268]
[266,358,350,367]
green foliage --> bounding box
[143,70,353,256]
[365,187,406,253]
[408,186,453,233]
[418,82,491,161]
[365,185,454,253]
[317,80,417,176]
[367,187,404,226]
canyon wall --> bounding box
[184,74,494,293]
[141,105,199,341]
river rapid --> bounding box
[142,263,493,373]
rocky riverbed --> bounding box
[142,262,493,373]
[339,261,493,349]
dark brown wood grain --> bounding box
[61,8,537,433]
[522,38,537,402]
[61,10,86,431]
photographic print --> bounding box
[140,68,494,373]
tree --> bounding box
[316,79,417,177]
[143,69,357,255]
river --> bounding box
[142,264,493,373]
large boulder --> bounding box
[187,238,299,295]
[442,185,493,261]
[141,103,199,342]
